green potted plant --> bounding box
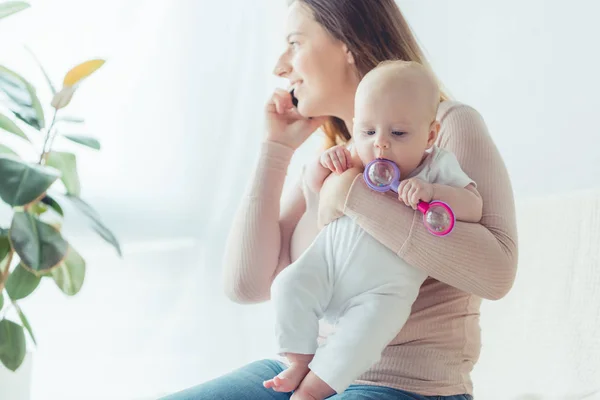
[0,1,121,396]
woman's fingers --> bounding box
[275,88,294,110]
[267,89,294,114]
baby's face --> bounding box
[352,70,438,178]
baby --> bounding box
[264,60,483,395]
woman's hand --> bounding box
[265,89,327,150]
[317,167,362,229]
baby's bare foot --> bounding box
[263,362,310,392]
[290,371,336,400]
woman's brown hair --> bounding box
[290,0,448,148]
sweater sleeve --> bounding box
[343,103,518,300]
[221,140,305,304]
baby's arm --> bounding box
[305,145,354,193]
[431,183,482,222]
[398,148,483,223]
[398,179,482,222]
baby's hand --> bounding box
[320,145,352,174]
[398,178,434,209]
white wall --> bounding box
[399,0,600,197]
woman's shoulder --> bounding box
[437,100,484,124]
[436,100,490,142]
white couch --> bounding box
[472,189,600,399]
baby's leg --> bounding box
[264,227,335,393]
[308,220,427,394]
[309,290,420,394]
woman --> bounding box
[164,0,517,399]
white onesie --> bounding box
[270,145,475,394]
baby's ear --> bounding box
[427,120,441,148]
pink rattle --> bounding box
[363,158,455,236]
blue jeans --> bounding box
[159,359,473,400]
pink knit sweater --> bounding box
[222,100,518,396]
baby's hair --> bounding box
[366,60,441,120]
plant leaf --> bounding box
[56,116,84,124]
[0,112,29,141]
[45,151,80,196]
[0,229,10,287]
[0,143,18,156]
[63,59,105,87]
[0,230,9,303]
[50,85,75,110]
[0,232,9,262]
[0,155,60,206]
[62,134,100,150]
[24,45,57,95]
[0,318,26,371]
[9,212,69,273]
[60,194,122,256]
[6,263,40,300]
[0,65,45,130]
[0,293,3,311]
[14,304,35,345]
[51,246,85,296]
[41,195,63,216]
[0,1,30,20]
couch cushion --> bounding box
[472,190,600,399]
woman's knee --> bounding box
[159,359,286,400]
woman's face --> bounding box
[273,2,359,119]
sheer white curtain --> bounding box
[2,1,322,399]
[5,0,598,398]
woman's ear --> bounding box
[426,120,441,149]
[343,44,355,65]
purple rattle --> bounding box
[363,158,455,236]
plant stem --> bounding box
[39,109,58,164]
[46,127,61,159]
[0,302,14,320]
[0,249,14,294]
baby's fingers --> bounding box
[408,186,421,209]
[399,181,412,206]
[336,149,348,172]
[330,152,343,174]
[323,155,336,172]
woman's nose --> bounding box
[273,53,292,78]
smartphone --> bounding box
[290,88,299,108]
[289,88,312,119]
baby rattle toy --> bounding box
[363,158,455,236]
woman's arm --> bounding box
[222,141,306,304]
[339,103,518,300]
